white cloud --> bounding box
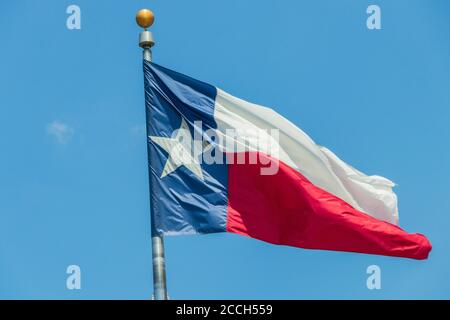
[46,121,74,144]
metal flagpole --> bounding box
[136,9,168,300]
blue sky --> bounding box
[1,0,449,299]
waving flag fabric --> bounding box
[144,61,431,260]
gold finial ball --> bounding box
[136,9,155,29]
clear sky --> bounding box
[1,0,449,299]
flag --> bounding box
[143,61,431,260]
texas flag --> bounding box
[143,61,431,260]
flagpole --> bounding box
[136,9,168,300]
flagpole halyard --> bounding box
[136,8,168,300]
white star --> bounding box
[149,118,206,180]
